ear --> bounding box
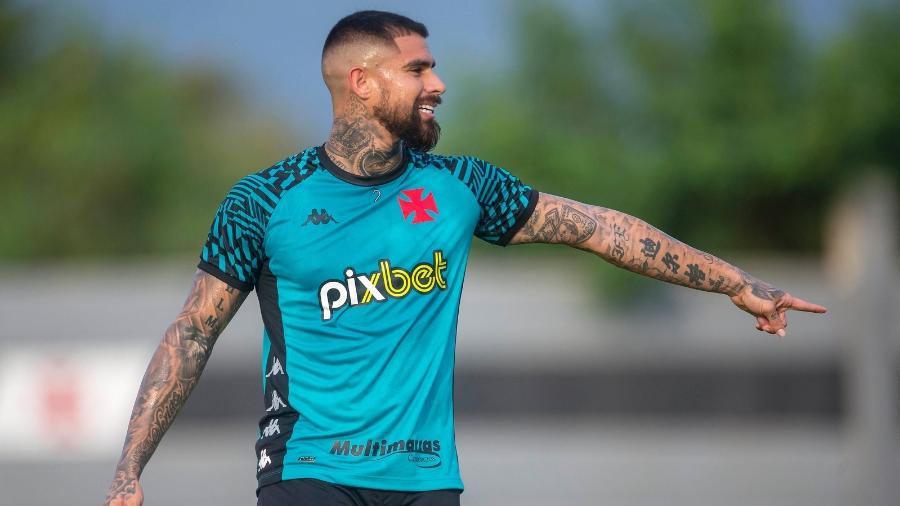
[347,67,374,100]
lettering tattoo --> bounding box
[325,95,404,178]
[609,224,629,261]
[204,314,220,331]
[684,263,705,286]
[639,238,660,259]
[662,252,681,274]
[106,271,247,504]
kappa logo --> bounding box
[262,418,280,438]
[266,391,286,412]
[398,188,438,224]
[258,449,271,471]
[303,208,339,226]
[265,357,283,377]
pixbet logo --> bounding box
[318,251,448,320]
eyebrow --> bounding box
[403,58,436,70]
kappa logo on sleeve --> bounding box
[397,188,438,223]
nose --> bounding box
[427,70,446,96]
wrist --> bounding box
[114,458,143,480]
[723,269,750,297]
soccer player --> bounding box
[104,10,827,506]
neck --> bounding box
[325,95,403,178]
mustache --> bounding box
[416,95,443,107]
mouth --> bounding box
[417,104,436,119]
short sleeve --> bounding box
[198,176,269,291]
[469,158,538,246]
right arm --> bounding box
[105,270,247,506]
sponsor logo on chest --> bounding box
[318,250,448,320]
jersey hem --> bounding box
[197,260,255,292]
[496,187,539,246]
[259,470,464,494]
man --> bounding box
[104,10,827,506]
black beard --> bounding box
[374,95,442,153]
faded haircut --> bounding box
[322,10,428,57]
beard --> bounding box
[374,93,442,153]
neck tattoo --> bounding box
[325,96,403,178]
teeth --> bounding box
[419,106,435,113]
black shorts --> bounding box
[257,478,461,506]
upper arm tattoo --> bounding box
[109,270,247,492]
[513,193,602,247]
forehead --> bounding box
[388,34,434,65]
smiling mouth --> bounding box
[417,105,436,115]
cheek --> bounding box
[393,76,423,99]
[377,74,422,109]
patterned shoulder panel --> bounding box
[413,151,537,246]
[199,148,321,290]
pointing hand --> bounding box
[729,276,827,337]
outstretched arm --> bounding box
[105,270,248,506]
[510,192,826,335]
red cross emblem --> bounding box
[397,188,439,224]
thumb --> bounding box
[756,313,786,337]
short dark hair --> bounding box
[323,10,428,57]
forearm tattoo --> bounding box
[512,193,750,295]
[325,95,404,177]
[106,271,246,501]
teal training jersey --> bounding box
[198,145,536,492]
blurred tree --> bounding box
[443,0,900,261]
[0,2,299,260]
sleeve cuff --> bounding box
[496,188,539,246]
[197,260,255,292]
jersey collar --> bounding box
[317,144,411,187]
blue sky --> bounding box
[32,0,849,139]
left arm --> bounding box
[510,192,827,335]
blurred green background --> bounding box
[2,0,898,266]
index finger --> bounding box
[787,295,827,314]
